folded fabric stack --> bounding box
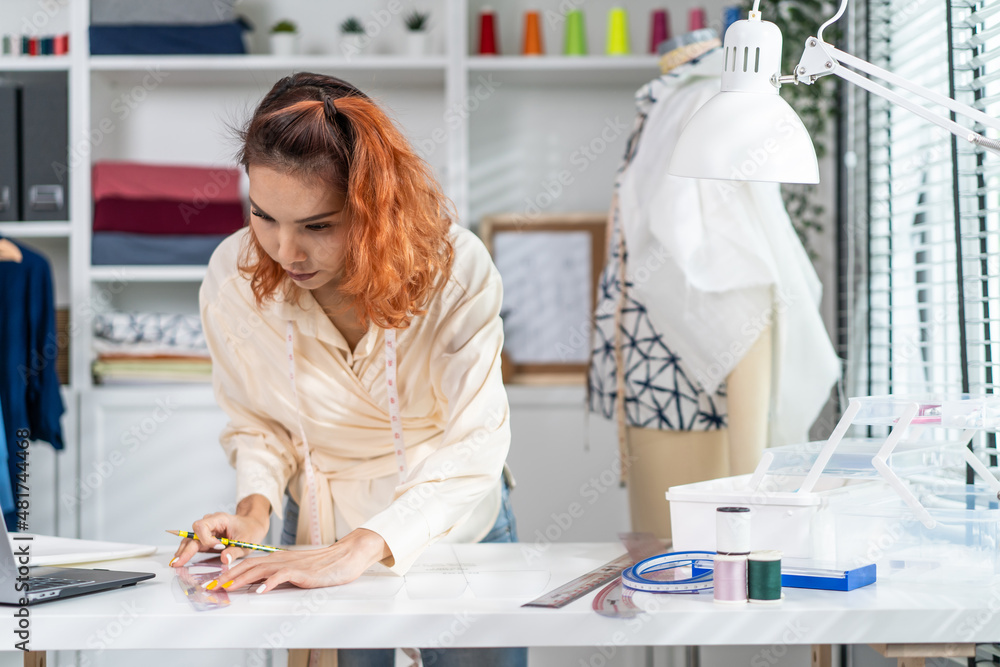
[90,0,248,55]
[92,161,245,266]
[92,312,211,385]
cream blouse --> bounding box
[199,225,510,575]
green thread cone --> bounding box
[564,9,587,56]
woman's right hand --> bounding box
[170,494,271,568]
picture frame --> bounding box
[478,212,608,383]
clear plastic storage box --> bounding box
[834,484,1000,583]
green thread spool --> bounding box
[747,550,782,603]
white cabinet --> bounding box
[77,386,234,544]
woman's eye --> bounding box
[306,223,331,231]
[251,209,273,221]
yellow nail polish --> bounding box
[204,580,218,590]
[169,557,177,566]
[222,580,234,589]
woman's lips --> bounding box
[286,270,318,281]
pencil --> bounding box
[167,529,286,553]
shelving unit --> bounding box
[0,1,723,579]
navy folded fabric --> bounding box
[92,232,227,265]
[89,22,247,55]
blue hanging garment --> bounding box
[0,238,65,530]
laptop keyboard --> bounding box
[27,576,95,591]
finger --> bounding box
[256,567,296,595]
[171,537,208,567]
[220,546,247,569]
[211,558,268,591]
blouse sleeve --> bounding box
[201,298,299,517]
[360,247,510,574]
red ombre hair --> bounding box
[236,73,455,329]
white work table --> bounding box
[7,543,1000,657]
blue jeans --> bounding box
[281,477,527,667]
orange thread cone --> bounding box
[522,11,544,55]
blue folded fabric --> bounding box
[89,22,247,55]
[92,232,227,265]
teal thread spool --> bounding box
[747,550,782,603]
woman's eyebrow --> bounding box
[248,197,341,222]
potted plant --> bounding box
[404,10,430,56]
[269,19,299,57]
[340,16,367,56]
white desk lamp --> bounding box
[668,0,1000,183]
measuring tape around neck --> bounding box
[285,322,409,546]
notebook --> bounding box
[0,522,154,605]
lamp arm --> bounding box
[793,38,1000,153]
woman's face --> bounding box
[248,164,349,294]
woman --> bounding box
[171,73,523,667]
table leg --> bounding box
[812,644,833,667]
[897,659,924,667]
[23,651,45,667]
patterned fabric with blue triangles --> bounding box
[588,75,728,431]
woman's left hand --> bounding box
[208,528,391,593]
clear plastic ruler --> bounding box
[176,566,230,611]
[522,533,665,610]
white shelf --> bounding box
[467,55,661,85]
[0,56,71,71]
[89,55,449,86]
[89,265,207,282]
[0,221,72,238]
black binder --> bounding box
[20,81,68,221]
[0,83,19,222]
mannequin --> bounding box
[589,29,839,542]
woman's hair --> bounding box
[236,72,455,329]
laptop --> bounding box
[0,521,154,605]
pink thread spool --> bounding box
[688,8,706,30]
[713,554,748,604]
[650,9,670,53]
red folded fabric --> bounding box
[92,161,242,203]
[94,198,245,235]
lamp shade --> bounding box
[668,11,820,184]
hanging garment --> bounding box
[0,399,13,514]
[0,239,65,527]
[590,49,840,447]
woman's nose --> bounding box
[276,229,307,266]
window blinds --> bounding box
[845,0,1000,461]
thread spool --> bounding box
[688,8,706,30]
[649,9,670,54]
[606,7,630,55]
[713,554,747,604]
[478,7,499,55]
[522,10,543,55]
[716,506,751,555]
[747,550,783,603]
[564,9,587,55]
